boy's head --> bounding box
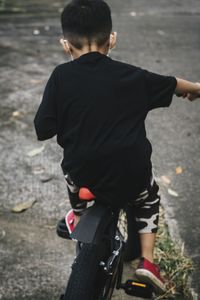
[60,0,116,56]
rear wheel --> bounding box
[64,243,102,300]
[64,242,117,300]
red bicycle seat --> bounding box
[79,188,96,201]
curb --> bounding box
[161,192,198,299]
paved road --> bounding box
[0,0,200,299]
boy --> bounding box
[34,0,200,295]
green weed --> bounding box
[154,208,193,299]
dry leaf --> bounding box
[161,175,171,185]
[167,188,179,197]
[130,11,137,17]
[33,29,40,35]
[40,174,54,183]
[156,175,171,186]
[32,166,45,175]
[30,79,43,84]
[0,230,6,240]
[176,166,183,174]
[27,146,45,157]
[12,200,37,213]
[157,30,165,36]
[12,111,21,117]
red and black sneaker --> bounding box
[56,210,76,240]
[135,257,166,295]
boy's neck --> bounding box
[71,44,109,60]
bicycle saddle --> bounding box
[79,187,96,201]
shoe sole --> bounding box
[56,219,71,240]
[135,269,166,295]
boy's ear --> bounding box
[109,31,117,50]
[60,38,71,54]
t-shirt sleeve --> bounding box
[34,68,58,141]
[144,70,177,110]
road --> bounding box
[0,0,200,299]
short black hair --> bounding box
[61,0,112,49]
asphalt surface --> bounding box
[0,0,200,299]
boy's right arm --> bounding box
[175,78,200,101]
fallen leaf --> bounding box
[32,166,45,174]
[181,243,185,255]
[30,79,43,84]
[12,111,21,117]
[12,200,37,213]
[156,175,171,185]
[130,11,137,17]
[167,188,179,197]
[161,175,171,185]
[33,29,40,35]
[176,166,183,174]
[40,174,54,183]
[27,146,45,157]
[157,30,165,36]
[0,230,6,240]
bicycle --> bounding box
[57,187,153,299]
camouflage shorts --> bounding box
[64,173,160,233]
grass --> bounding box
[154,207,194,299]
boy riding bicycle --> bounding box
[34,0,200,295]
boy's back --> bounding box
[34,51,176,205]
[34,0,200,294]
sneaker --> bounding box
[65,209,75,234]
[135,257,166,295]
[56,218,71,240]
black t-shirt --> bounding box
[34,52,177,207]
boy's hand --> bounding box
[175,79,200,101]
[186,83,200,101]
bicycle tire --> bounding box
[64,242,113,300]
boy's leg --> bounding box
[132,177,166,294]
[133,176,160,262]
[140,232,156,263]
